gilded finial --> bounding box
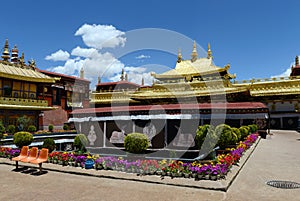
[296,56,299,66]
[191,40,198,62]
[2,39,10,61]
[207,43,212,59]
[98,75,101,84]
[177,48,182,63]
[125,73,128,81]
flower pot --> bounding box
[85,159,95,169]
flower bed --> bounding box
[0,133,259,181]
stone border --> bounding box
[0,137,260,192]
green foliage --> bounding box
[7,125,16,135]
[42,138,56,153]
[13,131,34,148]
[63,124,69,131]
[195,124,217,149]
[248,124,258,133]
[27,125,37,133]
[48,124,54,132]
[74,134,88,151]
[124,133,149,154]
[239,126,250,140]
[231,127,242,142]
[0,121,5,139]
[17,115,32,131]
[215,124,238,149]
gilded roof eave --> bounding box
[0,62,58,83]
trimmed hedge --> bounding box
[124,133,149,154]
[74,134,88,151]
[7,125,16,135]
[13,132,33,148]
[42,138,56,153]
[215,124,238,149]
[195,124,217,149]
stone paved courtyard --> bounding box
[0,130,299,201]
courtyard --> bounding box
[0,130,299,201]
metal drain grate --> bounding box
[266,180,300,189]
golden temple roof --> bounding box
[0,61,58,83]
[153,42,235,79]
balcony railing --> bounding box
[0,96,48,107]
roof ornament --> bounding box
[125,73,128,81]
[141,77,145,86]
[177,48,182,63]
[295,55,299,66]
[11,45,19,64]
[2,39,10,62]
[120,68,125,81]
[98,75,101,84]
[80,66,84,79]
[19,52,25,67]
[28,59,36,70]
[191,40,198,62]
[207,43,213,59]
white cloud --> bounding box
[71,46,98,58]
[271,61,294,78]
[45,49,70,61]
[135,54,151,59]
[47,58,84,75]
[74,24,126,49]
[272,68,291,78]
[45,24,157,89]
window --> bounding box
[3,80,12,97]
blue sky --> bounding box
[1,0,300,87]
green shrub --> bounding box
[195,124,216,149]
[48,124,54,132]
[42,138,56,153]
[27,125,37,132]
[231,127,242,142]
[124,133,149,154]
[63,124,69,131]
[0,121,5,139]
[7,125,16,135]
[74,134,88,151]
[17,115,32,131]
[13,131,34,148]
[248,124,258,133]
[215,124,238,149]
[239,126,250,140]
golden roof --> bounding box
[153,57,234,79]
[0,62,58,83]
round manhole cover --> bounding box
[266,180,300,189]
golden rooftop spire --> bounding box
[2,39,10,61]
[141,77,144,86]
[177,48,182,63]
[296,55,299,66]
[207,43,212,59]
[191,40,198,62]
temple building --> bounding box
[37,69,90,130]
[70,41,275,152]
[0,39,58,128]
[79,41,300,130]
[0,39,90,130]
